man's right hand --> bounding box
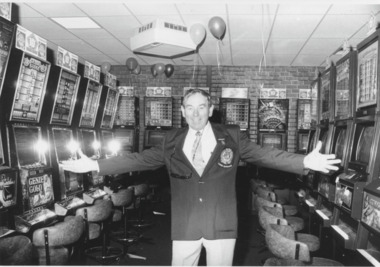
[61,149,99,173]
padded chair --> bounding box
[265,224,321,263]
[110,187,146,260]
[0,235,34,265]
[32,215,84,265]
[262,206,305,232]
[76,199,123,265]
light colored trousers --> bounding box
[172,238,236,266]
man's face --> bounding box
[181,92,214,131]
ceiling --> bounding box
[13,1,380,68]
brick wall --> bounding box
[111,65,321,153]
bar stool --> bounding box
[76,199,123,265]
[0,235,34,265]
[110,187,146,260]
[262,206,305,232]
[128,183,154,229]
[32,215,84,265]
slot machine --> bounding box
[313,49,356,258]
[41,46,85,216]
[144,87,172,149]
[143,87,172,185]
[0,16,18,234]
[113,86,139,156]
[296,88,317,154]
[257,95,289,183]
[97,72,120,158]
[219,88,250,132]
[258,96,288,150]
[330,28,380,265]
[1,25,57,233]
[73,61,105,205]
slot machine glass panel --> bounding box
[78,128,98,158]
[12,125,47,167]
[100,87,119,129]
[145,130,167,148]
[356,40,378,112]
[335,56,352,120]
[10,54,50,123]
[320,69,331,122]
[334,128,347,167]
[0,17,15,98]
[259,133,286,150]
[51,127,83,199]
[50,69,80,125]
[79,80,102,128]
[145,97,173,127]
[114,128,135,156]
[220,98,250,130]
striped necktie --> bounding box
[192,131,205,176]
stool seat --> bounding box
[283,205,298,216]
[286,216,304,232]
[0,235,34,265]
[264,257,306,266]
[296,233,320,252]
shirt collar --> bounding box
[188,121,211,136]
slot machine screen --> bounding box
[307,130,316,153]
[320,69,331,121]
[114,128,135,155]
[78,129,97,158]
[145,130,167,147]
[12,125,43,166]
[10,55,50,122]
[355,126,374,164]
[357,40,378,110]
[319,129,328,154]
[145,97,172,127]
[100,130,114,155]
[335,183,353,211]
[0,169,18,210]
[101,88,119,129]
[298,132,309,152]
[51,128,73,162]
[79,80,102,127]
[361,192,380,232]
[334,128,347,165]
[50,70,79,125]
[260,133,285,150]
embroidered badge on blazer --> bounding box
[218,148,233,168]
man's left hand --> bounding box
[303,141,341,173]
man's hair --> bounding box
[182,89,212,107]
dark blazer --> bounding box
[98,123,306,240]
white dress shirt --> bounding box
[183,122,217,168]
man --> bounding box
[62,89,340,266]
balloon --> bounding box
[132,64,141,75]
[164,64,174,78]
[154,63,165,75]
[208,16,226,40]
[189,23,206,46]
[101,62,111,73]
[151,64,158,77]
[126,57,138,71]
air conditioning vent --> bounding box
[131,19,196,59]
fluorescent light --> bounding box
[52,17,100,29]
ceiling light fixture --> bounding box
[51,17,100,29]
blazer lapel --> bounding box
[201,124,231,176]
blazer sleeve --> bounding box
[237,130,306,175]
[97,145,165,176]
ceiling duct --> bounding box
[130,19,196,59]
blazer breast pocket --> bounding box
[169,156,193,180]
